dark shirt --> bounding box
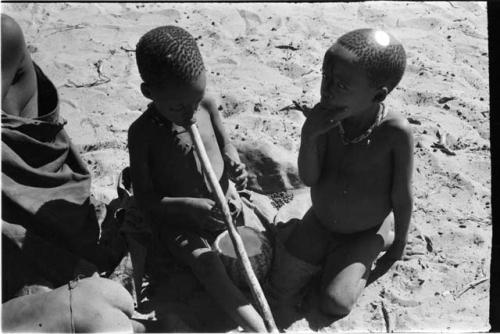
[129,104,229,226]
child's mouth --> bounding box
[318,101,344,113]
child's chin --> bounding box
[174,118,195,127]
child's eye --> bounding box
[337,82,347,90]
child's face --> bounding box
[321,45,380,117]
[144,71,206,126]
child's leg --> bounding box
[166,230,267,332]
[319,216,392,317]
[284,208,332,265]
[267,209,327,308]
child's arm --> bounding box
[298,104,349,186]
[389,120,414,250]
[381,119,414,259]
[128,122,225,231]
[204,97,248,189]
[367,119,413,284]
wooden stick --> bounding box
[380,301,392,333]
[456,276,489,298]
[188,124,278,333]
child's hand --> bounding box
[367,239,406,285]
[227,159,248,190]
[188,198,227,232]
[380,238,406,262]
[302,103,350,139]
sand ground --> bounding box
[2,2,491,332]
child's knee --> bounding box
[320,285,359,317]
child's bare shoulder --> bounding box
[380,109,413,145]
[381,110,411,132]
[200,95,218,115]
[128,110,154,142]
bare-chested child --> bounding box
[269,29,413,318]
[128,26,268,332]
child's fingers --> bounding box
[234,163,246,172]
[234,179,247,191]
[319,107,349,132]
[235,174,247,186]
[293,100,312,118]
[237,179,247,190]
[331,107,350,122]
[314,103,348,118]
[206,216,226,231]
[233,167,247,179]
[210,205,223,216]
[301,106,313,118]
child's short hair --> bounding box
[336,28,406,93]
[136,26,205,85]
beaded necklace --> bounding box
[338,103,387,145]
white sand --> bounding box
[2,2,490,332]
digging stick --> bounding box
[188,123,278,333]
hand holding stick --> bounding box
[188,123,278,333]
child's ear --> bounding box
[373,86,389,102]
[140,83,152,100]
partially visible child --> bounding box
[269,28,413,318]
[128,26,267,332]
[2,14,142,333]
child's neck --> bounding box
[341,103,380,136]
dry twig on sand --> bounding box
[120,46,136,53]
[432,130,456,156]
[431,142,456,156]
[45,23,87,36]
[275,44,300,51]
[456,277,489,298]
[380,300,392,333]
[64,60,111,88]
[413,223,433,252]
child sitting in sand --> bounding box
[269,28,413,318]
[128,26,268,332]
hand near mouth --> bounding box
[302,103,350,139]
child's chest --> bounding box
[324,128,393,175]
[147,109,223,196]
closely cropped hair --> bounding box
[136,26,205,85]
[336,28,406,93]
